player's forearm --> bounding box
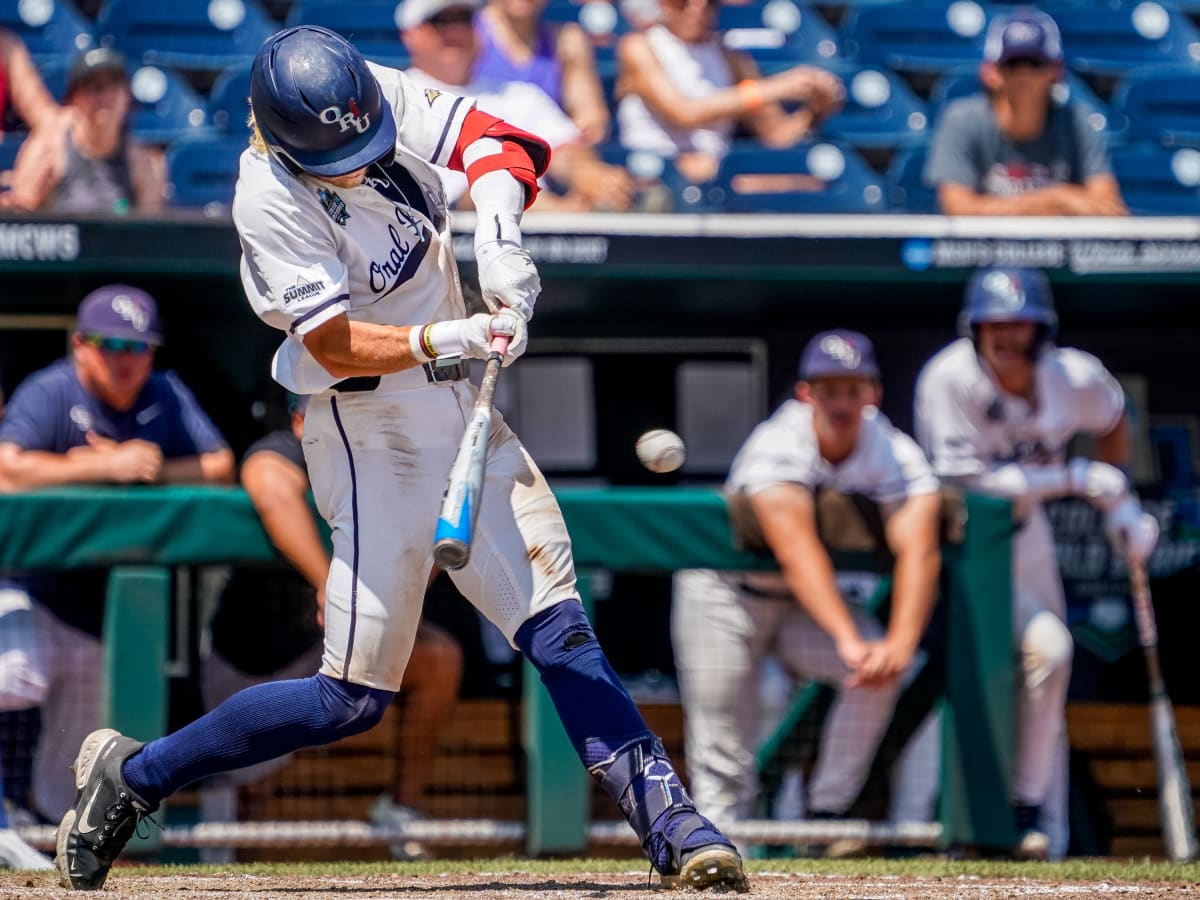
[160,449,235,485]
[303,317,426,379]
[776,536,862,646]
[968,462,1071,502]
[887,541,940,653]
[259,500,330,591]
[0,448,116,489]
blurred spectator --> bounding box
[402,0,637,211]
[616,0,843,183]
[0,284,232,833]
[925,7,1127,216]
[3,48,165,214]
[672,330,940,843]
[474,0,611,143]
[0,29,58,135]
[202,396,463,862]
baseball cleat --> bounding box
[55,728,157,891]
[662,843,748,892]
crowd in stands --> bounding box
[0,0,1193,214]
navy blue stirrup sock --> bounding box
[122,674,392,805]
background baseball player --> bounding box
[55,26,743,892]
[915,266,1159,858]
[673,330,941,839]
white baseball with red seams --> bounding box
[636,429,686,473]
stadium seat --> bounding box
[1110,144,1200,214]
[38,58,209,142]
[1111,64,1200,147]
[885,143,937,211]
[819,63,930,150]
[94,0,278,72]
[841,0,994,75]
[596,142,694,211]
[540,1,627,62]
[928,64,1112,132]
[718,0,841,65]
[165,133,246,211]
[1053,1,1200,76]
[207,60,251,134]
[705,141,887,212]
[0,0,92,63]
[285,1,408,68]
[0,133,25,171]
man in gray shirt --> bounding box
[925,8,1127,216]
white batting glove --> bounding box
[477,242,540,322]
[1066,458,1130,511]
[1106,496,1159,565]
[487,309,527,367]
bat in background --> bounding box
[1129,557,1198,863]
[433,334,510,570]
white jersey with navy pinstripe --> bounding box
[728,399,938,513]
[233,61,480,394]
[914,338,1125,484]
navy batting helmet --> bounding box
[959,266,1058,342]
[250,26,397,177]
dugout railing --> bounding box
[0,486,1015,855]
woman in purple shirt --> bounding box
[473,0,611,143]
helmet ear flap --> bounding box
[957,309,973,340]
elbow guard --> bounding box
[450,108,552,209]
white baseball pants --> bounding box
[302,375,578,692]
[0,589,101,819]
[671,569,902,829]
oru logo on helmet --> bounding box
[320,99,371,134]
[981,270,1026,311]
[820,334,861,368]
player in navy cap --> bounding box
[672,328,943,844]
[925,6,1126,216]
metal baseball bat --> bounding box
[433,333,511,570]
[1129,557,1198,862]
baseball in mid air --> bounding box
[636,429,686,473]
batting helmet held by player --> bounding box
[249,26,397,176]
[959,266,1058,343]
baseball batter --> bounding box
[915,266,1158,858]
[673,330,941,833]
[56,26,743,892]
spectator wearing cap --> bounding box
[0,284,232,826]
[474,0,611,144]
[671,329,942,843]
[401,0,637,211]
[3,48,165,214]
[926,6,1127,216]
[615,0,844,184]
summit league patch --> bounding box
[317,187,349,227]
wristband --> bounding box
[737,79,766,113]
[408,324,437,363]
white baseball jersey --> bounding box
[234,61,478,394]
[915,338,1125,487]
[404,68,580,205]
[729,399,938,510]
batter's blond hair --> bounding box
[247,107,268,154]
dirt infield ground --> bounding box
[1,863,1198,898]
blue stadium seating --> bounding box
[540,1,627,62]
[718,0,841,65]
[885,143,937,211]
[1111,64,1200,147]
[928,64,1113,132]
[819,63,930,150]
[94,0,278,72]
[165,133,247,210]
[1053,1,1200,76]
[285,1,409,69]
[841,0,994,74]
[0,0,92,63]
[704,141,887,212]
[0,133,25,171]
[207,60,251,134]
[1110,144,1200,214]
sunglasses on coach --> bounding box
[81,334,153,354]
